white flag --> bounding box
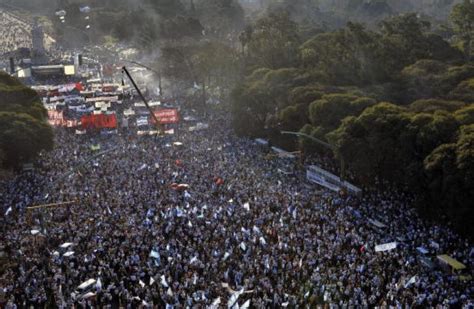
[209,297,221,309]
[150,250,160,259]
[240,299,251,309]
[161,275,169,287]
[96,278,102,291]
[375,242,397,252]
[78,279,96,290]
[227,288,244,308]
[63,251,75,257]
[60,242,74,249]
[223,252,231,261]
[404,275,417,288]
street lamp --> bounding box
[122,60,163,97]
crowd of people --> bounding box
[0,96,473,307]
[0,10,32,56]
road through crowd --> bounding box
[0,110,473,308]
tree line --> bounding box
[230,1,474,237]
[0,72,53,170]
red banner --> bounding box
[48,110,65,126]
[48,111,81,127]
[81,114,117,129]
[151,109,179,124]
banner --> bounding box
[86,96,119,103]
[95,102,111,109]
[66,120,80,128]
[123,108,135,116]
[151,109,179,124]
[137,117,149,127]
[306,165,362,195]
[48,110,65,126]
[375,242,397,252]
[90,144,101,151]
[137,130,160,136]
[189,123,209,132]
[48,110,63,120]
[306,168,340,192]
[58,83,83,93]
[81,114,117,129]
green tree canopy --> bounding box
[0,72,53,168]
[449,0,474,60]
[243,11,300,69]
[424,124,474,236]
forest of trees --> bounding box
[229,1,474,237]
[0,72,53,169]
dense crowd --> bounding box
[0,105,473,307]
[0,10,32,55]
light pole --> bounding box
[122,60,162,97]
[122,66,163,133]
[281,130,346,182]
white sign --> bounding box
[78,279,96,290]
[369,218,387,228]
[86,96,119,103]
[306,165,362,195]
[123,108,135,116]
[136,117,149,127]
[306,169,340,192]
[375,242,397,252]
[189,123,209,132]
[149,101,161,106]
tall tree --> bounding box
[0,72,53,169]
[196,0,245,40]
[450,0,474,61]
[244,11,300,69]
[424,124,474,236]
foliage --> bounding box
[454,105,474,125]
[409,99,466,113]
[449,77,474,102]
[424,124,474,236]
[231,66,309,135]
[0,73,53,169]
[309,94,376,135]
[0,72,46,121]
[196,0,245,39]
[231,10,474,238]
[401,61,474,103]
[242,12,301,69]
[328,103,412,183]
[449,0,474,60]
